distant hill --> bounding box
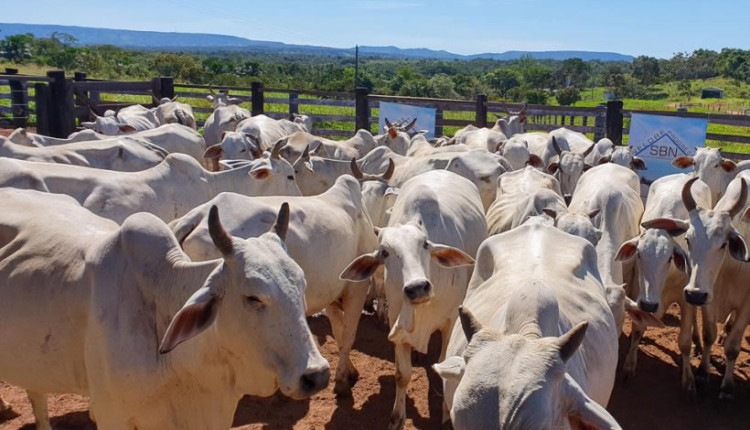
[0,23,634,62]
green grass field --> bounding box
[2,65,748,154]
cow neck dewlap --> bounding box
[388,302,431,354]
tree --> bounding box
[556,87,581,106]
[677,80,693,101]
[429,73,458,99]
[557,58,590,88]
[632,56,660,86]
[485,68,520,98]
[0,33,34,62]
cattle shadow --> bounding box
[19,410,95,430]
[610,333,750,429]
[233,393,311,429]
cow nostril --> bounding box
[638,300,659,313]
[404,280,432,301]
[300,367,330,394]
[684,291,708,306]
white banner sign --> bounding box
[628,113,708,183]
[379,102,437,138]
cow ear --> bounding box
[220,131,228,141]
[672,245,690,275]
[81,121,95,129]
[459,306,483,342]
[249,165,272,180]
[565,375,622,430]
[672,156,694,169]
[542,208,558,220]
[429,242,475,267]
[159,285,221,354]
[587,209,600,221]
[632,157,647,170]
[203,144,223,160]
[727,230,749,262]
[548,162,560,174]
[384,187,400,197]
[615,237,639,261]
[528,154,544,168]
[557,321,588,362]
[743,206,750,223]
[433,356,466,382]
[641,218,689,236]
[624,297,665,328]
[720,159,737,172]
[118,124,136,134]
[206,94,215,103]
[340,252,383,282]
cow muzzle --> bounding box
[684,289,709,306]
[404,279,433,304]
[299,366,330,397]
[638,300,659,313]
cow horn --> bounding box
[208,86,216,95]
[385,118,393,128]
[404,118,417,130]
[552,136,563,156]
[458,306,483,343]
[681,177,699,213]
[582,142,595,157]
[350,158,364,180]
[301,144,310,160]
[727,179,748,218]
[381,159,395,181]
[270,138,285,160]
[152,94,161,105]
[208,205,234,256]
[272,202,290,242]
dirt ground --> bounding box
[1,306,750,429]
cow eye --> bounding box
[423,241,429,250]
[246,295,263,305]
[240,149,247,153]
[381,249,389,258]
[287,175,294,180]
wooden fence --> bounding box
[1,70,749,159]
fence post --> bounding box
[606,100,624,145]
[289,92,299,118]
[251,82,264,116]
[475,93,488,127]
[151,77,162,105]
[355,87,369,132]
[160,77,175,100]
[73,71,89,123]
[5,68,28,128]
[594,104,606,142]
[435,108,443,137]
[34,83,51,136]
[46,70,75,138]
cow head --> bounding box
[204,131,263,168]
[672,147,737,205]
[445,150,511,211]
[159,204,329,399]
[81,113,136,136]
[677,177,750,306]
[546,208,603,246]
[206,88,244,109]
[292,113,313,133]
[615,221,690,315]
[547,137,594,203]
[602,146,647,171]
[496,139,544,171]
[434,306,621,430]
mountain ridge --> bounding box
[0,23,634,62]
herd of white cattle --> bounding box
[0,93,749,430]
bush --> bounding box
[555,87,581,106]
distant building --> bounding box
[701,87,724,99]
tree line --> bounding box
[2,33,750,105]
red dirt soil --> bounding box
[2,307,750,429]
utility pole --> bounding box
[355,45,359,90]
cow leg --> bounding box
[696,305,717,389]
[691,311,703,356]
[329,284,368,396]
[623,325,645,379]
[390,343,412,430]
[719,308,750,401]
[0,395,10,413]
[26,390,51,430]
[439,318,456,424]
[678,304,697,397]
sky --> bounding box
[3,0,748,58]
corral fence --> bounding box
[1,70,749,160]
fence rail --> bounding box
[1,70,749,160]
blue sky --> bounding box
[3,0,748,58]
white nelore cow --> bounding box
[0,136,167,172]
[8,127,101,146]
[82,104,159,134]
[154,98,197,129]
[454,125,507,152]
[548,136,595,202]
[495,138,544,171]
[341,170,487,430]
[278,129,379,161]
[615,174,711,379]
[550,128,613,165]
[568,163,645,332]
[204,114,311,163]
[407,133,471,158]
[202,104,251,147]
[433,223,621,430]
[205,88,244,108]
[0,189,118,430]
[662,175,750,399]
[171,175,377,396]
[603,145,647,172]
[672,147,741,206]
[0,146,300,223]
[84,205,329,429]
